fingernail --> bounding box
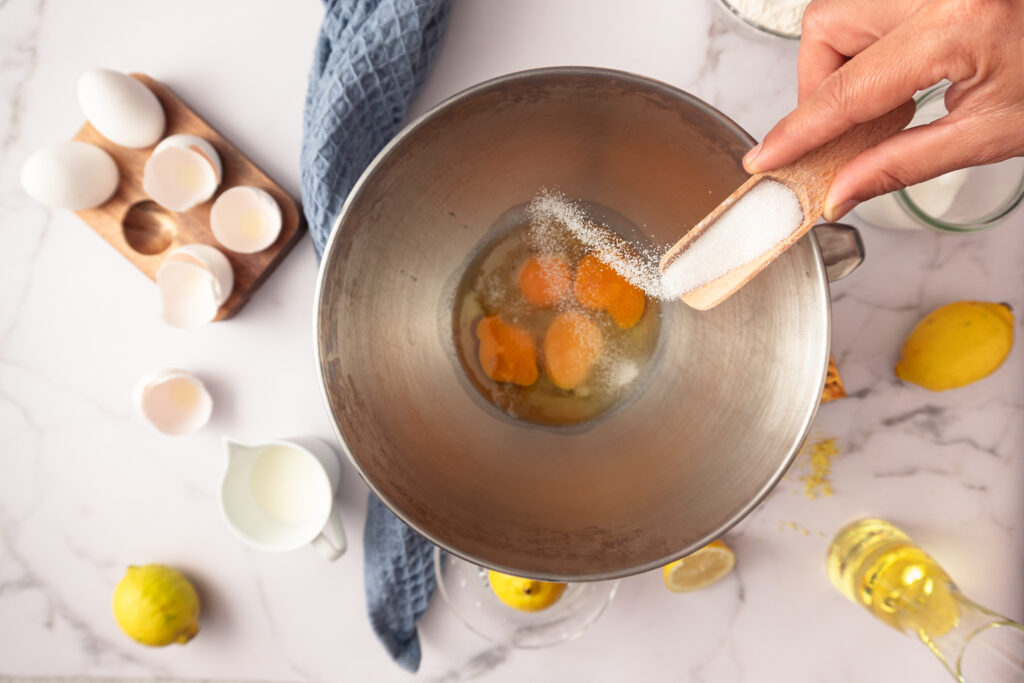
[824,199,858,222]
[742,143,762,172]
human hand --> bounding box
[742,0,1024,221]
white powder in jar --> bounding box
[724,0,810,37]
[661,179,803,297]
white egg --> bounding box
[143,134,222,212]
[134,369,213,435]
[210,186,283,253]
[20,141,120,209]
[156,244,234,329]
[78,68,165,148]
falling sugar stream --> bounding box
[528,184,803,302]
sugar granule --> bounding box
[609,361,640,388]
[660,179,803,297]
[526,190,672,300]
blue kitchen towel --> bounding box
[300,0,451,672]
[301,0,451,258]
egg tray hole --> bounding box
[122,200,177,255]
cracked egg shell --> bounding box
[135,369,212,435]
[143,134,222,212]
[210,186,282,253]
[156,244,234,329]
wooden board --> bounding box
[72,73,305,322]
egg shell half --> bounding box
[165,244,234,304]
[134,369,213,435]
[143,135,222,212]
[155,244,234,329]
[155,134,223,182]
[210,186,283,253]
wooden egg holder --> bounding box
[72,73,305,321]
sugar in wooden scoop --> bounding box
[658,102,916,310]
[660,179,803,298]
[524,106,916,312]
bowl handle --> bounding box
[813,223,864,282]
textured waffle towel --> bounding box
[300,0,451,672]
[301,0,451,258]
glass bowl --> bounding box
[896,83,1024,232]
[434,549,619,648]
[713,0,804,41]
[854,82,1024,232]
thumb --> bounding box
[823,117,980,221]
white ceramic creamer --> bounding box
[220,437,347,560]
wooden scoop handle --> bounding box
[765,99,917,222]
[660,100,916,310]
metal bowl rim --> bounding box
[312,65,830,581]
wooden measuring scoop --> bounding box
[659,101,915,310]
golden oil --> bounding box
[827,519,961,640]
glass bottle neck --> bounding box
[905,589,1024,682]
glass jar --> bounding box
[713,0,806,41]
[853,82,1024,232]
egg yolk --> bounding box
[543,311,604,390]
[573,254,645,329]
[518,255,572,307]
[476,316,539,386]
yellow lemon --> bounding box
[895,301,1014,391]
[663,539,735,593]
[487,570,567,612]
[112,564,200,646]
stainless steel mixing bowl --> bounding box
[315,67,849,581]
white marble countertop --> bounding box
[1,1,1021,682]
